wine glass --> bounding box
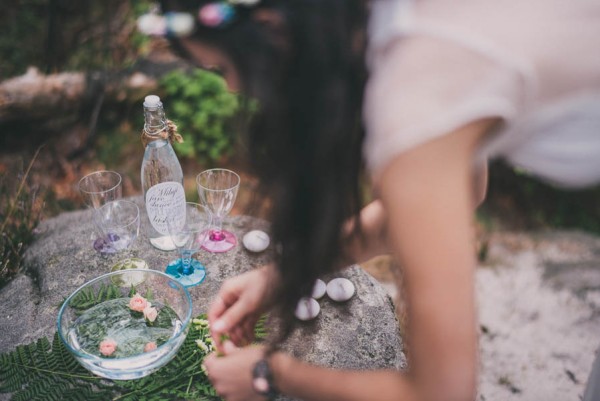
[78,170,122,251]
[93,199,140,256]
[195,168,240,253]
[164,202,212,287]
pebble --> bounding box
[311,279,327,299]
[295,297,320,320]
[242,230,270,252]
[326,278,355,302]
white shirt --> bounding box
[364,0,600,188]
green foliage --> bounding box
[0,334,115,401]
[482,161,600,234]
[0,0,48,78]
[160,69,241,164]
[66,283,123,312]
[0,150,44,289]
[0,314,268,401]
[0,0,154,79]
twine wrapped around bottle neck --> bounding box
[141,119,184,148]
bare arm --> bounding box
[344,152,488,265]
[207,119,495,401]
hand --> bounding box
[204,341,266,401]
[209,265,277,350]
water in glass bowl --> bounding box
[67,298,182,359]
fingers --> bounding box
[203,352,217,379]
[208,279,243,324]
[222,340,238,355]
[208,295,228,325]
[212,298,252,336]
[242,318,257,343]
[202,342,238,387]
[229,317,256,347]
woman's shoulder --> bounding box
[364,0,600,188]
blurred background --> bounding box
[1,0,599,288]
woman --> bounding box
[150,0,600,400]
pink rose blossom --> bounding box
[99,338,117,356]
[129,294,148,312]
[143,305,158,323]
[144,342,157,352]
[198,4,223,27]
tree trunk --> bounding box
[0,60,187,123]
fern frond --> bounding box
[68,283,123,312]
[0,313,270,400]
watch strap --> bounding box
[252,358,279,399]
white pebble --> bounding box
[295,297,320,321]
[242,230,270,252]
[311,279,327,299]
[326,278,355,302]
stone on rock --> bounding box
[242,230,270,253]
[326,277,355,302]
[311,279,327,299]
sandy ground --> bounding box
[363,230,600,401]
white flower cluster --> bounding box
[195,338,212,352]
[137,11,195,37]
[192,318,214,353]
[193,318,210,328]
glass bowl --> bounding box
[57,269,192,380]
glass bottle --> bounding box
[140,95,186,250]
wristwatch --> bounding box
[252,358,279,399]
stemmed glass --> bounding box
[195,168,240,253]
[164,202,212,287]
[93,199,140,255]
[78,170,122,252]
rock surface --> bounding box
[475,231,600,401]
[367,230,600,401]
[0,199,405,400]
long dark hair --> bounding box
[161,0,368,340]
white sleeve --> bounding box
[363,35,525,178]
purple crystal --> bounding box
[93,237,117,254]
[107,233,120,243]
[93,237,105,252]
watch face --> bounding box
[253,377,270,394]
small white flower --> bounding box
[137,13,167,36]
[196,339,209,352]
[193,318,210,328]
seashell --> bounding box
[311,279,327,299]
[295,297,320,321]
[326,278,355,302]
